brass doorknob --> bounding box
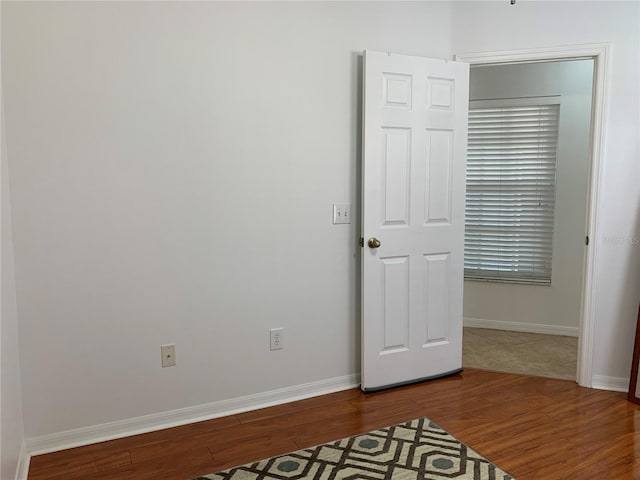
[367,237,381,249]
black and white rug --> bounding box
[191,417,514,480]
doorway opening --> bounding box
[456,45,610,387]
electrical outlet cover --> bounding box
[161,344,176,367]
[270,328,284,351]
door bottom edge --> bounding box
[361,368,463,393]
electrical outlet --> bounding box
[161,344,176,367]
[270,328,284,351]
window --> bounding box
[464,97,560,284]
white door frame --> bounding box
[455,43,611,388]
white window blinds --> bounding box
[465,98,560,284]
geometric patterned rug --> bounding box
[190,418,514,480]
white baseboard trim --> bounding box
[27,373,360,456]
[591,374,629,393]
[15,442,30,480]
[464,317,579,337]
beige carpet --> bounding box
[463,327,577,381]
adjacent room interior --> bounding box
[462,59,595,382]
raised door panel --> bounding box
[381,128,411,226]
[425,130,453,224]
[381,256,410,354]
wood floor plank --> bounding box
[27,370,640,480]
[94,451,133,473]
[207,434,299,472]
[235,388,361,424]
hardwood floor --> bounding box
[27,369,640,480]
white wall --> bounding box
[2,1,455,439]
[464,60,594,334]
[453,1,640,383]
[1,91,26,478]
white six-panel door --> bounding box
[361,51,469,391]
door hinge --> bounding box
[585,235,590,246]
[360,237,364,247]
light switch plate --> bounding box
[333,203,351,224]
